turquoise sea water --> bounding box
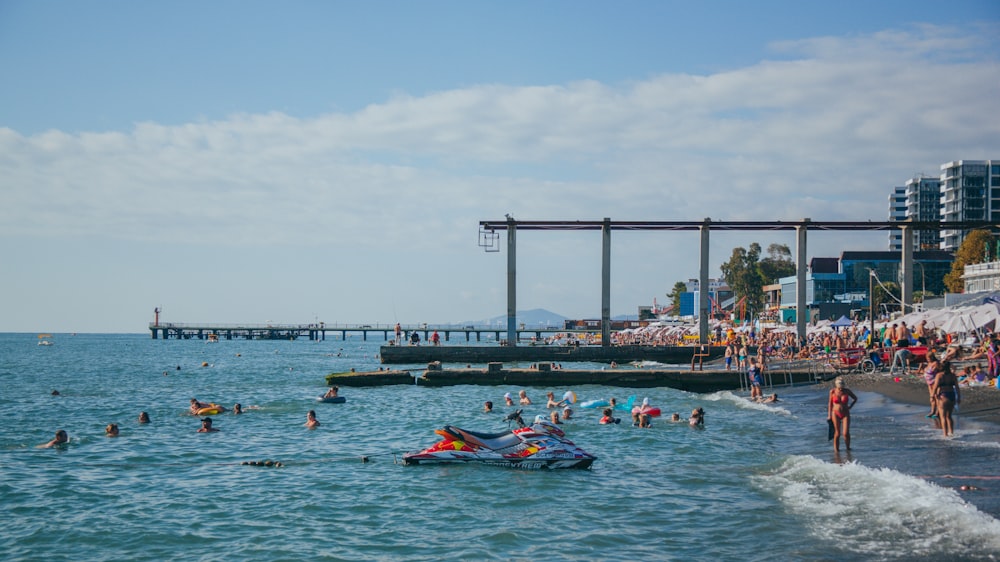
[2,333,1000,561]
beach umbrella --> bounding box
[830,315,853,328]
[942,310,974,334]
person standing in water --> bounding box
[827,377,858,452]
[932,361,960,437]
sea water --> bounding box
[2,333,999,561]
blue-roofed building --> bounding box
[778,251,953,322]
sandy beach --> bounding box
[830,370,1000,425]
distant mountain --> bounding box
[458,308,637,328]
[470,308,569,328]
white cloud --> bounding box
[1,24,998,330]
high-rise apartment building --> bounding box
[887,186,907,251]
[888,160,998,251]
[905,176,942,250]
[940,160,1000,250]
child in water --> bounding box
[599,408,621,424]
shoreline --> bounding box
[831,371,1000,426]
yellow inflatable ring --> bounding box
[196,405,224,415]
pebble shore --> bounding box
[830,370,1000,425]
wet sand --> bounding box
[832,370,1000,425]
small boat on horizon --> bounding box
[37,334,54,346]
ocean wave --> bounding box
[704,390,793,417]
[756,455,1000,560]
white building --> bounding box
[964,261,1000,294]
[887,186,907,251]
[904,176,943,250]
[940,160,1000,251]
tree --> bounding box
[758,243,797,283]
[667,281,688,316]
[719,243,766,319]
[944,230,995,293]
[872,281,900,318]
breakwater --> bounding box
[326,363,828,393]
[378,344,726,365]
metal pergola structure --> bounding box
[478,218,1000,347]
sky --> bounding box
[1,1,999,333]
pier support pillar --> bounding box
[900,225,914,312]
[796,219,810,347]
[506,216,517,346]
[699,218,710,344]
[602,217,611,347]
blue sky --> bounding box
[1,1,999,332]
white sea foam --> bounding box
[705,390,793,416]
[757,455,1000,559]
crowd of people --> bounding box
[38,394,325,448]
[486,389,709,429]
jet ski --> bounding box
[402,410,596,469]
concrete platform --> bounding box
[326,363,829,393]
[378,344,726,365]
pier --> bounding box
[147,322,597,342]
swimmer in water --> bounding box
[105,423,119,437]
[233,403,243,415]
[323,386,340,399]
[518,390,532,405]
[305,410,320,429]
[197,418,219,433]
[503,393,514,407]
[599,408,620,424]
[39,429,69,448]
[190,398,209,414]
[138,412,150,424]
[545,392,566,409]
[689,407,705,427]
[483,401,493,413]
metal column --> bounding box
[900,225,914,312]
[699,218,711,344]
[796,219,810,346]
[506,217,517,346]
[602,218,611,347]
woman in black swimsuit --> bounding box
[932,361,960,437]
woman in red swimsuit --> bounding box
[827,376,858,452]
[923,351,942,419]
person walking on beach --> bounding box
[932,361,960,437]
[827,377,857,452]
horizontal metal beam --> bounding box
[479,219,1000,232]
